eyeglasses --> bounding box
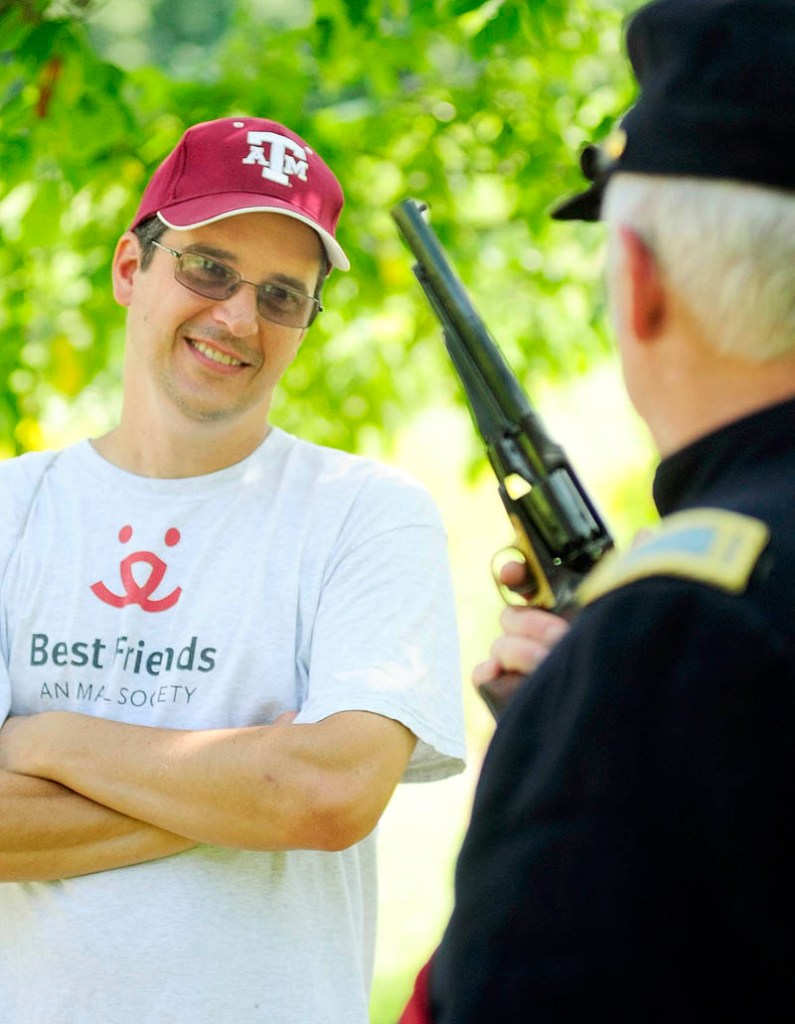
[150,240,323,329]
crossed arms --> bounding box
[0,709,416,882]
[0,573,558,885]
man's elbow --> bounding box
[284,772,394,852]
[306,787,386,851]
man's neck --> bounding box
[651,360,795,458]
[92,418,271,479]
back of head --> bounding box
[602,174,795,361]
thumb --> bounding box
[271,711,298,727]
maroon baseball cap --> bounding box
[130,116,349,271]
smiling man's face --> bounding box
[113,211,324,431]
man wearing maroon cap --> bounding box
[0,117,465,1023]
[401,0,795,1020]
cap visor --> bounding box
[550,183,604,222]
[158,195,350,271]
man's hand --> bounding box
[0,714,36,773]
[0,713,61,777]
[0,714,198,882]
[471,559,570,717]
[472,605,570,688]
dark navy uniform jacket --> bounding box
[429,397,795,1022]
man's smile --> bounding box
[185,336,251,370]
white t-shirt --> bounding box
[0,430,465,1024]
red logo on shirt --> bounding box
[91,525,182,612]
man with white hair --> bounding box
[401,0,795,1020]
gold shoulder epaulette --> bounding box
[576,508,770,608]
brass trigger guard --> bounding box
[491,545,537,606]
[491,533,557,609]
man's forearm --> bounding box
[0,768,195,882]
[3,710,416,853]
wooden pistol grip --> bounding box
[477,671,527,720]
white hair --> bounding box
[602,173,795,361]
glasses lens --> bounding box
[257,284,314,328]
[176,253,237,300]
[169,248,319,328]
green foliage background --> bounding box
[1,1,652,1019]
[1,0,637,458]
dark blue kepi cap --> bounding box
[552,0,795,221]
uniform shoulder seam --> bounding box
[576,508,770,608]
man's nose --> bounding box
[211,282,259,336]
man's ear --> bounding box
[111,232,142,308]
[618,224,666,341]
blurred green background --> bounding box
[1,1,658,1019]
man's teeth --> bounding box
[192,340,243,366]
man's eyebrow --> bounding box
[183,243,238,263]
[184,244,311,293]
[268,272,312,293]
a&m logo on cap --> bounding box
[242,130,309,187]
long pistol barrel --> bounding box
[391,198,614,611]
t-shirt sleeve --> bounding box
[0,452,57,723]
[293,470,466,783]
